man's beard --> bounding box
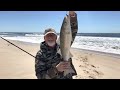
[46,41,56,47]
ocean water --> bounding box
[0,32,120,55]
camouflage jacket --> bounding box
[35,41,77,79]
[35,13,78,79]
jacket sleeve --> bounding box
[35,50,59,79]
[70,12,78,45]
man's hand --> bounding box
[69,11,76,17]
[56,61,71,72]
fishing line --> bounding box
[0,36,36,58]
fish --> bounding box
[60,15,72,61]
[59,15,75,76]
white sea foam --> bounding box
[3,35,120,55]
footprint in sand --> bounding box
[91,65,96,68]
[84,62,89,65]
[87,64,99,69]
[83,70,90,74]
[93,70,99,74]
[83,56,88,62]
[79,65,82,67]
[79,65,87,68]
[73,75,82,79]
[80,56,88,62]
[86,69,104,79]
[91,64,99,68]
[78,57,84,61]
[88,75,96,79]
[93,69,104,76]
[83,69,100,79]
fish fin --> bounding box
[57,49,62,56]
[56,37,61,56]
[56,36,60,45]
[64,67,75,76]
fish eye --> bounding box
[64,22,67,24]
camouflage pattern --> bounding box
[70,13,78,45]
[35,13,78,79]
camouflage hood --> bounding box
[39,41,61,63]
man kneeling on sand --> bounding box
[35,11,78,79]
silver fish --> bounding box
[60,15,72,61]
[59,15,75,76]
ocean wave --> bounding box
[2,35,120,55]
[25,34,44,37]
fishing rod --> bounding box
[0,36,36,59]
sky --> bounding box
[0,11,120,33]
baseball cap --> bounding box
[44,28,57,36]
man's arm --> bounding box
[35,50,58,79]
[69,11,78,45]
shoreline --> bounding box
[71,48,120,59]
[4,39,120,59]
[1,40,120,58]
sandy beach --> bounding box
[0,38,120,79]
